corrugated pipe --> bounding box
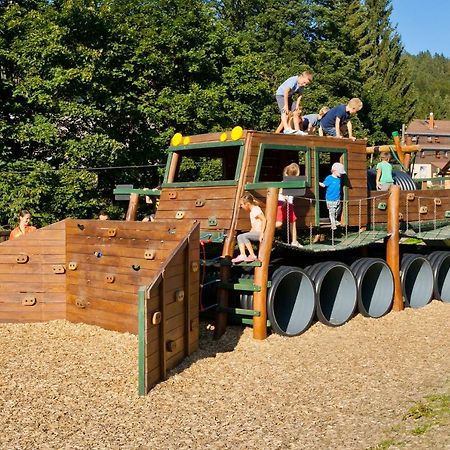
[427,251,450,303]
[401,254,434,308]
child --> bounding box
[232,193,267,263]
[319,162,346,231]
[301,106,330,134]
[9,209,37,240]
[98,209,109,220]
[320,98,363,140]
[376,152,394,191]
[276,163,302,247]
[275,71,313,135]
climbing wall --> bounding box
[65,219,199,334]
[0,221,67,323]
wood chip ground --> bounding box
[0,302,449,449]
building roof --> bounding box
[406,119,450,136]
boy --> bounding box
[301,106,330,134]
[320,98,363,140]
[275,71,313,135]
[376,152,394,191]
[319,162,346,231]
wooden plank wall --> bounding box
[368,189,450,225]
[66,219,199,334]
[142,223,200,391]
[157,187,237,231]
[0,221,66,323]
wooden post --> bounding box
[386,185,403,311]
[253,187,278,340]
[167,153,180,183]
[126,193,139,221]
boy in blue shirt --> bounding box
[319,162,346,230]
[275,71,313,135]
[320,98,363,140]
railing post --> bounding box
[253,187,279,340]
[386,185,404,311]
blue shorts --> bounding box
[322,126,337,136]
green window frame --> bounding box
[314,147,348,226]
[162,140,245,188]
[253,143,311,184]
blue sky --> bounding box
[390,0,450,57]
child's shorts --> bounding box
[276,201,297,223]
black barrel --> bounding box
[266,266,316,336]
[427,251,450,303]
[401,254,434,308]
[305,262,357,326]
[350,258,394,318]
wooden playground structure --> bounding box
[1,127,449,394]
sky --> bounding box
[390,0,450,57]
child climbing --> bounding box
[376,152,394,191]
[275,71,313,135]
[301,106,330,134]
[276,163,302,247]
[320,98,363,140]
[232,193,267,264]
[319,162,346,231]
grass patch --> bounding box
[368,386,450,449]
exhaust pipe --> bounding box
[427,251,450,303]
[305,262,357,326]
[266,266,316,336]
[401,254,434,308]
[350,258,393,318]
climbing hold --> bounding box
[419,206,428,214]
[75,298,87,309]
[107,228,117,237]
[175,290,185,302]
[22,297,37,306]
[68,262,78,271]
[175,211,185,219]
[132,264,141,271]
[151,311,162,325]
[52,265,66,274]
[16,254,29,264]
[77,224,85,230]
[434,198,442,206]
[406,193,415,201]
[144,249,156,260]
[168,191,177,199]
[105,274,115,283]
[94,251,103,258]
[166,340,177,352]
[191,261,199,273]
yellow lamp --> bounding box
[231,126,243,141]
[171,132,183,146]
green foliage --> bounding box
[0,0,429,226]
[406,52,450,120]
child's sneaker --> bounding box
[231,254,247,264]
[283,128,295,134]
[291,240,303,248]
[294,130,308,136]
[244,254,257,263]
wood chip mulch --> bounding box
[0,301,449,450]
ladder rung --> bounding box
[219,282,261,292]
[241,318,271,327]
[220,259,262,267]
[216,306,260,317]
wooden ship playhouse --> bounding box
[1,127,449,394]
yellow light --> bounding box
[183,136,191,145]
[171,132,183,146]
[220,132,228,142]
[231,126,243,141]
